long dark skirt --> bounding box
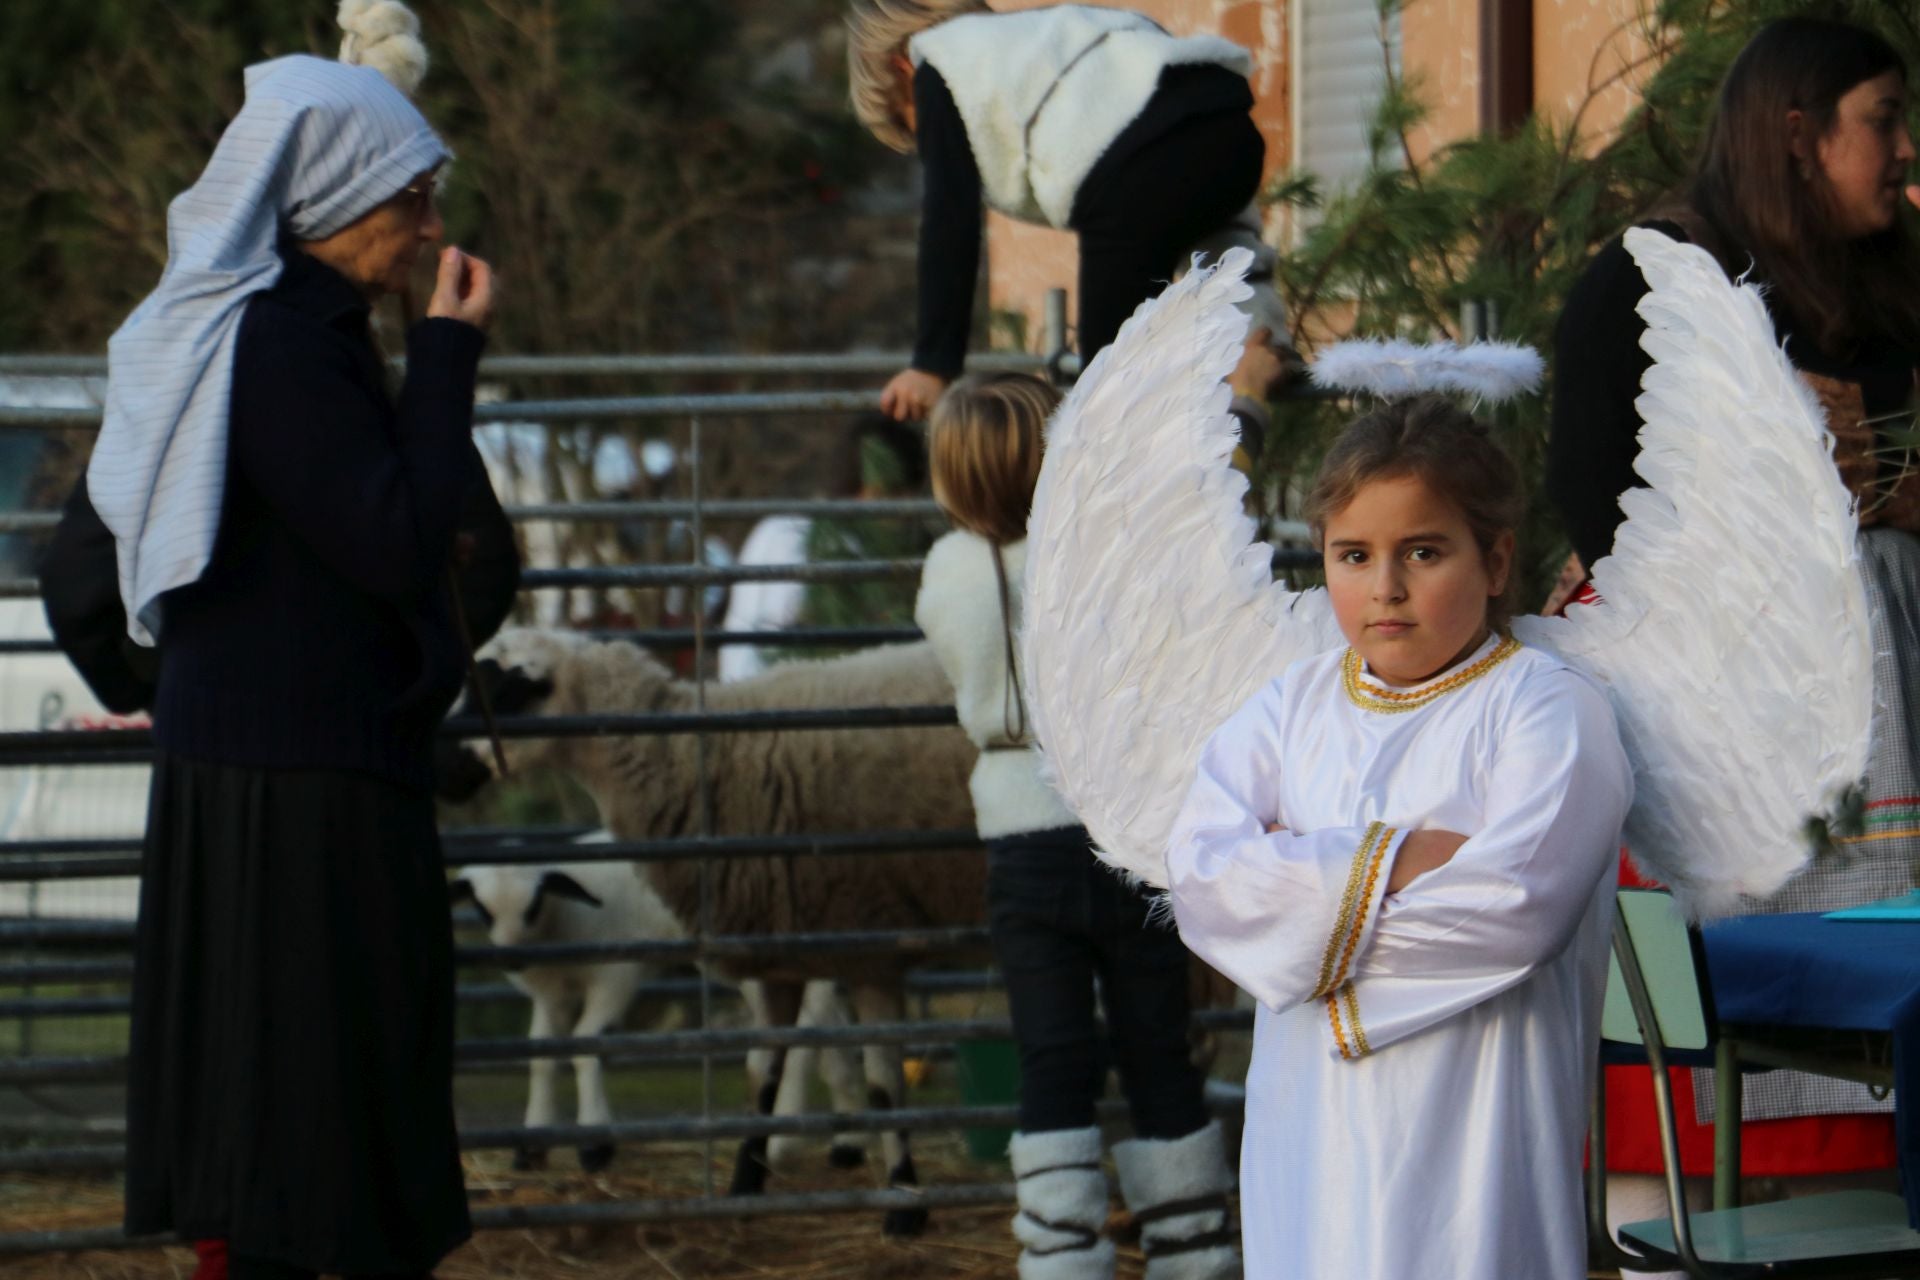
[124,754,470,1274]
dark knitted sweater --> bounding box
[1548,219,1917,571]
[148,247,491,792]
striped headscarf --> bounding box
[88,54,449,644]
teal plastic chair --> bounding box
[1595,887,1920,1278]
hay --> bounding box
[0,1136,1154,1278]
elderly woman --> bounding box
[83,55,500,1280]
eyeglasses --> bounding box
[393,177,439,218]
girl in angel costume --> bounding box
[1021,234,1874,1274]
[1171,395,1633,1279]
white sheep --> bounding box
[438,632,984,1235]
[451,850,872,1173]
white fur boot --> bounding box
[1112,1121,1241,1280]
[1009,1126,1116,1280]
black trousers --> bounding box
[1069,109,1266,365]
[988,826,1211,1138]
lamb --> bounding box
[437,632,985,1234]
[450,849,870,1173]
[450,854,669,1173]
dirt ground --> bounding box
[0,1135,1163,1279]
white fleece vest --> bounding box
[909,7,1251,228]
[914,532,1080,840]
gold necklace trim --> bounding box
[1341,636,1521,714]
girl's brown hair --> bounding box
[846,0,991,153]
[927,373,1061,544]
[1688,18,1920,355]
[1305,395,1525,627]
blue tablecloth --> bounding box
[1702,913,1920,1226]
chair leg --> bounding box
[1712,1039,1742,1211]
[1614,912,1724,1280]
[1590,1071,1674,1274]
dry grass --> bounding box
[0,1135,1155,1279]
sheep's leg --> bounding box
[571,970,639,1173]
[739,978,775,1103]
[814,982,870,1169]
[766,1028,813,1173]
[730,979,803,1197]
[517,996,563,1172]
[768,979,866,1171]
[737,976,792,1178]
[850,982,926,1238]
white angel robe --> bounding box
[1167,634,1632,1278]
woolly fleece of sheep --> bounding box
[470,633,986,983]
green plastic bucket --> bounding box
[956,1037,1021,1162]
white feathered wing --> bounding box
[1514,227,1873,918]
[1024,231,1871,913]
[1020,249,1341,886]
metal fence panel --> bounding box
[0,340,1272,1255]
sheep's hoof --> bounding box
[828,1143,867,1170]
[729,1148,770,1197]
[512,1147,550,1172]
[578,1143,616,1173]
[883,1205,930,1238]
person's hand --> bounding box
[1228,328,1289,401]
[1907,185,1920,215]
[427,247,496,332]
[1388,829,1467,893]
[880,368,947,422]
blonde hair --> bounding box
[1305,395,1524,629]
[846,0,990,153]
[927,373,1061,544]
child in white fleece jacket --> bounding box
[915,373,1240,1280]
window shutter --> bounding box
[1294,0,1403,194]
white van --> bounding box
[0,376,145,923]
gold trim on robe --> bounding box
[1312,821,1394,1000]
[1327,981,1371,1061]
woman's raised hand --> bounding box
[880,368,948,422]
[428,247,496,332]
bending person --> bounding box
[849,0,1293,422]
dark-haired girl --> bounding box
[1549,16,1920,1238]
